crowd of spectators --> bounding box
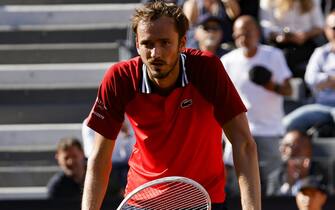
[177,0,335,204]
[45,0,335,209]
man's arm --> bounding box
[82,132,115,210]
[222,112,261,210]
[264,78,293,96]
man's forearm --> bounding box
[82,155,112,210]
[233,140,261,210]
[223,113,261,210]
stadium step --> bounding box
[0,148,56,167]
[0,123,82,146]
[0,186,47,200]
[0,62,109,89]
[0,43,119,64]
[0,88,96,124]
[0,27,128,44]
[0,4,138,28]
[0,166,60,187]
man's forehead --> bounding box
[138,16,175,27]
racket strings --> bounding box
[124,181,210,210]
[131,190,206,209]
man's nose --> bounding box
[66,158,74,166]
[150,47,161,58]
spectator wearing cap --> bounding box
[294,176,328,210]
[221,15,293,192]
[183,0,238,48]
[266,130,328,196]
[194,14,230,57]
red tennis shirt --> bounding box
[86,48,246,203]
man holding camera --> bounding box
[221,15,292,190]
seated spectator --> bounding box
[283,11,335,137]
[266,130,328,196]
[194,14,230,57]
[141,0,185,5]
[47,137,86,199]
[294,176,328,210]
[82,117,135,196]
[259,0,325,78]
[221,15,293,190]
[183,0,239,48]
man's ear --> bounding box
[135,37,140,54]
[179,35,187,52]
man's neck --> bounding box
[243,46,258,58]
[150,67,180,95]
[148,58,181,95]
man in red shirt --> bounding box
[82,1,261,210]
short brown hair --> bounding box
[56,137,83,153]
[131,1,189,39]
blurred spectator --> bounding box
[295,176,328,210]
[194,14,230,57]
[283,11,335,137]
[221,15,292,189]
[141,0,185,5]
[266,130,328,196]
[183,0,239,48]
[259,0,325,78]
[82,117,135,195]
[47,137,86,199]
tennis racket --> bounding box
[117,176,211,210]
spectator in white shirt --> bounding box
[259,0,325,78]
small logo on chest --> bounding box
[180,98,193,108]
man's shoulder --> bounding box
[183,48,216,59]
[103,57,141,87]
[47,172,67,187]
[220,48,241,61]
[312,43,332,57]
[184,48,221,70]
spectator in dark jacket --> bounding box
[266,130,328,196]
[47,137,86,199]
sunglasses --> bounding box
[201,25,221,32]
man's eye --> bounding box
[142,43,153,49]
[162,41,171,46]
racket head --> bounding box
[117,176,211,210]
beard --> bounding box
[147,55,180,80]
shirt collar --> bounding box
[140,53,188,94]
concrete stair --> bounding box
[0,43,119,64]
[0,123,82,188]
[0,1,136,198]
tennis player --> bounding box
[82,1,261,210]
